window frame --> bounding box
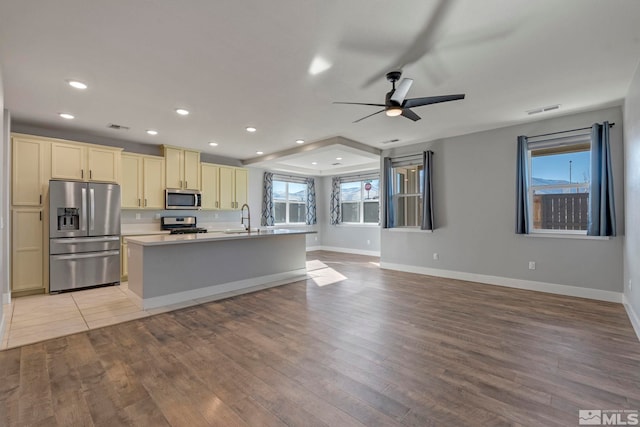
[526,135,591,235]
[340,178,380,225]
[391,162,424,229]
[273,179,307,225]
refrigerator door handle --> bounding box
[81,187,87,231]
[89,187,95,232]
[52,250,120,261]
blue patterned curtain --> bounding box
[421,151,434,230]
[383,157,394,228]
[306,178,317,225]
[330,176,341,225]
[515,136,530,234]
[261,172,275,226]
[588,122,616,236]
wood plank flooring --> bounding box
[1,250,639,426]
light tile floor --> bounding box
[1,283,149,350]
[1,260,322,350]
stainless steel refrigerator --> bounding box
[49,180,121,292]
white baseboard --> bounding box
[623,294,640,342]
[380,262,623,303]
[128,268,307,310]
[307,245,380,257]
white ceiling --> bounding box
[1,0,640,175]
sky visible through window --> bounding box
[532,151,590,183]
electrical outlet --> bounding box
[433,253,439,260]
[314,236,318,241]
[528,261,536,270]
[135,213,141,220]
[154,213,161,220]
[629,280,633,292]
[367,239,371,245]
[214,213,219,219]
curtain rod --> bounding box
[338,171,380,180]
[273,173,309,180]
[528,123,614,139]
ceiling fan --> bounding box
[334,71,465,123]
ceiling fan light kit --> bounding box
[334,71,465,123]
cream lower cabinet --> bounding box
[162,145,200,190]
[51,141,121,183]
[121,153,165,209]
[11,208,45,293]
[121,238,128,281]
[219,166,248,210]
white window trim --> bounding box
[340,179,380,225]
[526,137,591,235]
[273,180,306,225]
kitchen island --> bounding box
[125,229,315,309]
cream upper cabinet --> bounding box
[51,141,121,183]
[143,156,165,209]
[121,154,143,208]
[12,135,51,206]
[234,168,248,207]
[11,208,44,293]
[218,166,248,210]
[201,163,220,210]
[162,145,200,190]
[121,153,165,209]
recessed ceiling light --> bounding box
[209,142,218,147]
[311,162,318,165]
[175,108,189,116]
[296,139,305,144]
[336,157,343,160]
[256,151,264,155]
[59,113,75,120]
[146,130,158,135]
[308,56,332,75]
[246,127,257,133]
[67,80,87,90]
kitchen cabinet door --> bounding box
[88,147,120,183]
[219,166,235,210]
[143,156,165,209]
[51,142,86,180]
[201,163,220,210]
[234,168,248,207]
[164,146,183,189]
[12,137,49,206]
[183,150,201,190]
[11,208,44,293]
[121,154,143,208]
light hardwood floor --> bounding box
[1,251,639,426]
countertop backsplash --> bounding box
[121,209,247,234]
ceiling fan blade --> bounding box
[353,109,386,123]
[401,108,421,121]
[361,0,454,87]
[404,94,465,108]
[333,102,387,107]
[390,78,414,105]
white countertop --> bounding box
[126,229,316,246]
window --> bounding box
[340,179,379,224]
[392,163,424,227]
[273,180,307,224]
[528,137,590,233]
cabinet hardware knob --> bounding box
[39,211,42,221]
[39,194,42,204]
[81,169,84,178]
[138,198,141,207]
[90,170,92,179]
[185,181,188,188]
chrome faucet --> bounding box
[240,203,251,232]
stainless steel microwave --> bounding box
[165,189,202,210]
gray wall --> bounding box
[624,62,640,316]
[319,175,381,254]
[381,106,625,293]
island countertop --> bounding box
[125,228,316,247]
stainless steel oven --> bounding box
[165,189,202,210]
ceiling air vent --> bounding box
[107,123,130,130]
[527,104,560,115]
[381,138,400,144]
[332,162,342,166]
